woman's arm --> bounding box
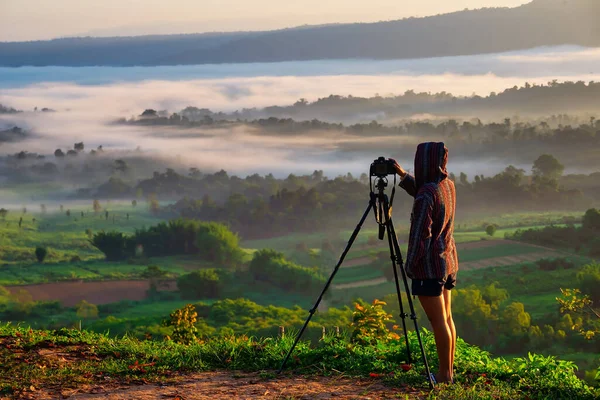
[391,159,416,197]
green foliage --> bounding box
[248,249,325,294]
[577,263,600,304]
[76,300,99,320]
[90,231,131,261]
[166,304,198,344]
[582,208,600,231]
[557,288,599,340]
[350,299,399,345]
[195,222,243,267]
[485,224,497,237]
[132,219,243,267]
[93,199,102,213]
[34,246,47,263]
[0,325,597,399]
[532,154,564,180]
[177,269,224,300]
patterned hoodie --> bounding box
[399,142,458,280]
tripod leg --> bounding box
[384,222,412,364]
[278,200,374,373]
[388,219,435,389]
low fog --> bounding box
[0,45,599,193]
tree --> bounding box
[582,208,600,231]
[93,199,102,213]
[0,209,7,219]
[532,154,564,180]
[114,159,128,173]
[76,300,98,319]
[74,142,84,152]
[149,197,160,215]
[486,224,497,237]
[195,222,243,267]
[66,209,71,217]
[501,302,531,336]
[557,288,599,340]
[177,269,223,299]
[35,247,48,263]
[90,231,130,261]
[54,149,65,158]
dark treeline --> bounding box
[127,107,600,148]
[0,104,20,114]
[510,208,600,258]
[141,154,596,240]
[0,126,27,143]
[123,81,600,122]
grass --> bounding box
[0,256,216,286]
[335,265,384,284]
[457,242,541,263]
[0,204,166,266]
[0,325,596,399]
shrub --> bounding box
[248,249,325,294]
[35,247,48,263]
[486,224,497,237]
[577,263,600,304]
[582,208,600,231]
[76,300,99,319]
[177,269,224,299]
[195,222,243,267]
[166,304,198,344]
[350,299,398,345]
[91,231,131,261]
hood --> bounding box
[414,142,448,189]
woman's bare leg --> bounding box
[443,289,456,380]
[418,295,453,382]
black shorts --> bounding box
[411,272,457,297]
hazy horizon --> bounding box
[1,0,530,42]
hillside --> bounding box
[0,325,597,399]
[1,0,598,67]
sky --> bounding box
[1,0,530,42]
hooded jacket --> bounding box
[399,142,458,280]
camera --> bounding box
[370,156,396,177]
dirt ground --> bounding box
[27,372,425,400]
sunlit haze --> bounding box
[1,0,530,41]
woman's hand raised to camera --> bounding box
[390,159,407,178]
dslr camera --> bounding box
[370,156,397,177]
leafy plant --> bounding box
[34,246,47,263]
[166,304,198,344]
[350,299,399,345]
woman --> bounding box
[392,142,458,384]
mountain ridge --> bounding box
[0,0,598,67]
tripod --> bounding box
[277,175,434,389]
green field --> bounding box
[0,203,167,265]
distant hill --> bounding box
[1,0,598,67]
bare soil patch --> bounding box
[32,371,424,400]
[6,280,177,307]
